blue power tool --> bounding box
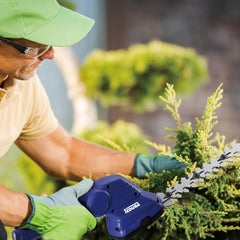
[12,174,164,240]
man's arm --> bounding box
[15,124,136,180]
[0,183,32,226]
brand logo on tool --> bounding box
[124,202,141,214]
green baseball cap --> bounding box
[0,0,95,46]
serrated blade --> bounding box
[158,143,240,207]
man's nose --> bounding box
[39,47,55,60]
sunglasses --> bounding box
[0,36,50,58]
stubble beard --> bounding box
[14,66,37,80]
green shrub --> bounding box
[76,120,150,153]
[80,40,208,112]
[83,84,240,240]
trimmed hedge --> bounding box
[80,40,208,112]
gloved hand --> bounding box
[134,153,187,178]
[18,179,96,240]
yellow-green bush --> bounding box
[80,40,208,112]
[76,120,150,153]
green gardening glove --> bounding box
[18,179,96,240]
[134,153,187,178]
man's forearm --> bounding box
[16,125,137,181]
[0,183,32,226]
[66,137,137,180]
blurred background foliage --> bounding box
[75,120,150,153]
[17,155,56,196]
[80,40,208,112]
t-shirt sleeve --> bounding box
[19,75,58,140]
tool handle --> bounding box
[12,229,42,240]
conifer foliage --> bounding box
[84,84,240,240]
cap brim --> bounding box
[24,6,95,47]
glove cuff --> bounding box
[16,194,35,228]
[134,153,187,178]
[134,153,155,178]
[17,199,54,234]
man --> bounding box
[0,0,186,239]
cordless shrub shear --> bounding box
[12,143,240,240]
